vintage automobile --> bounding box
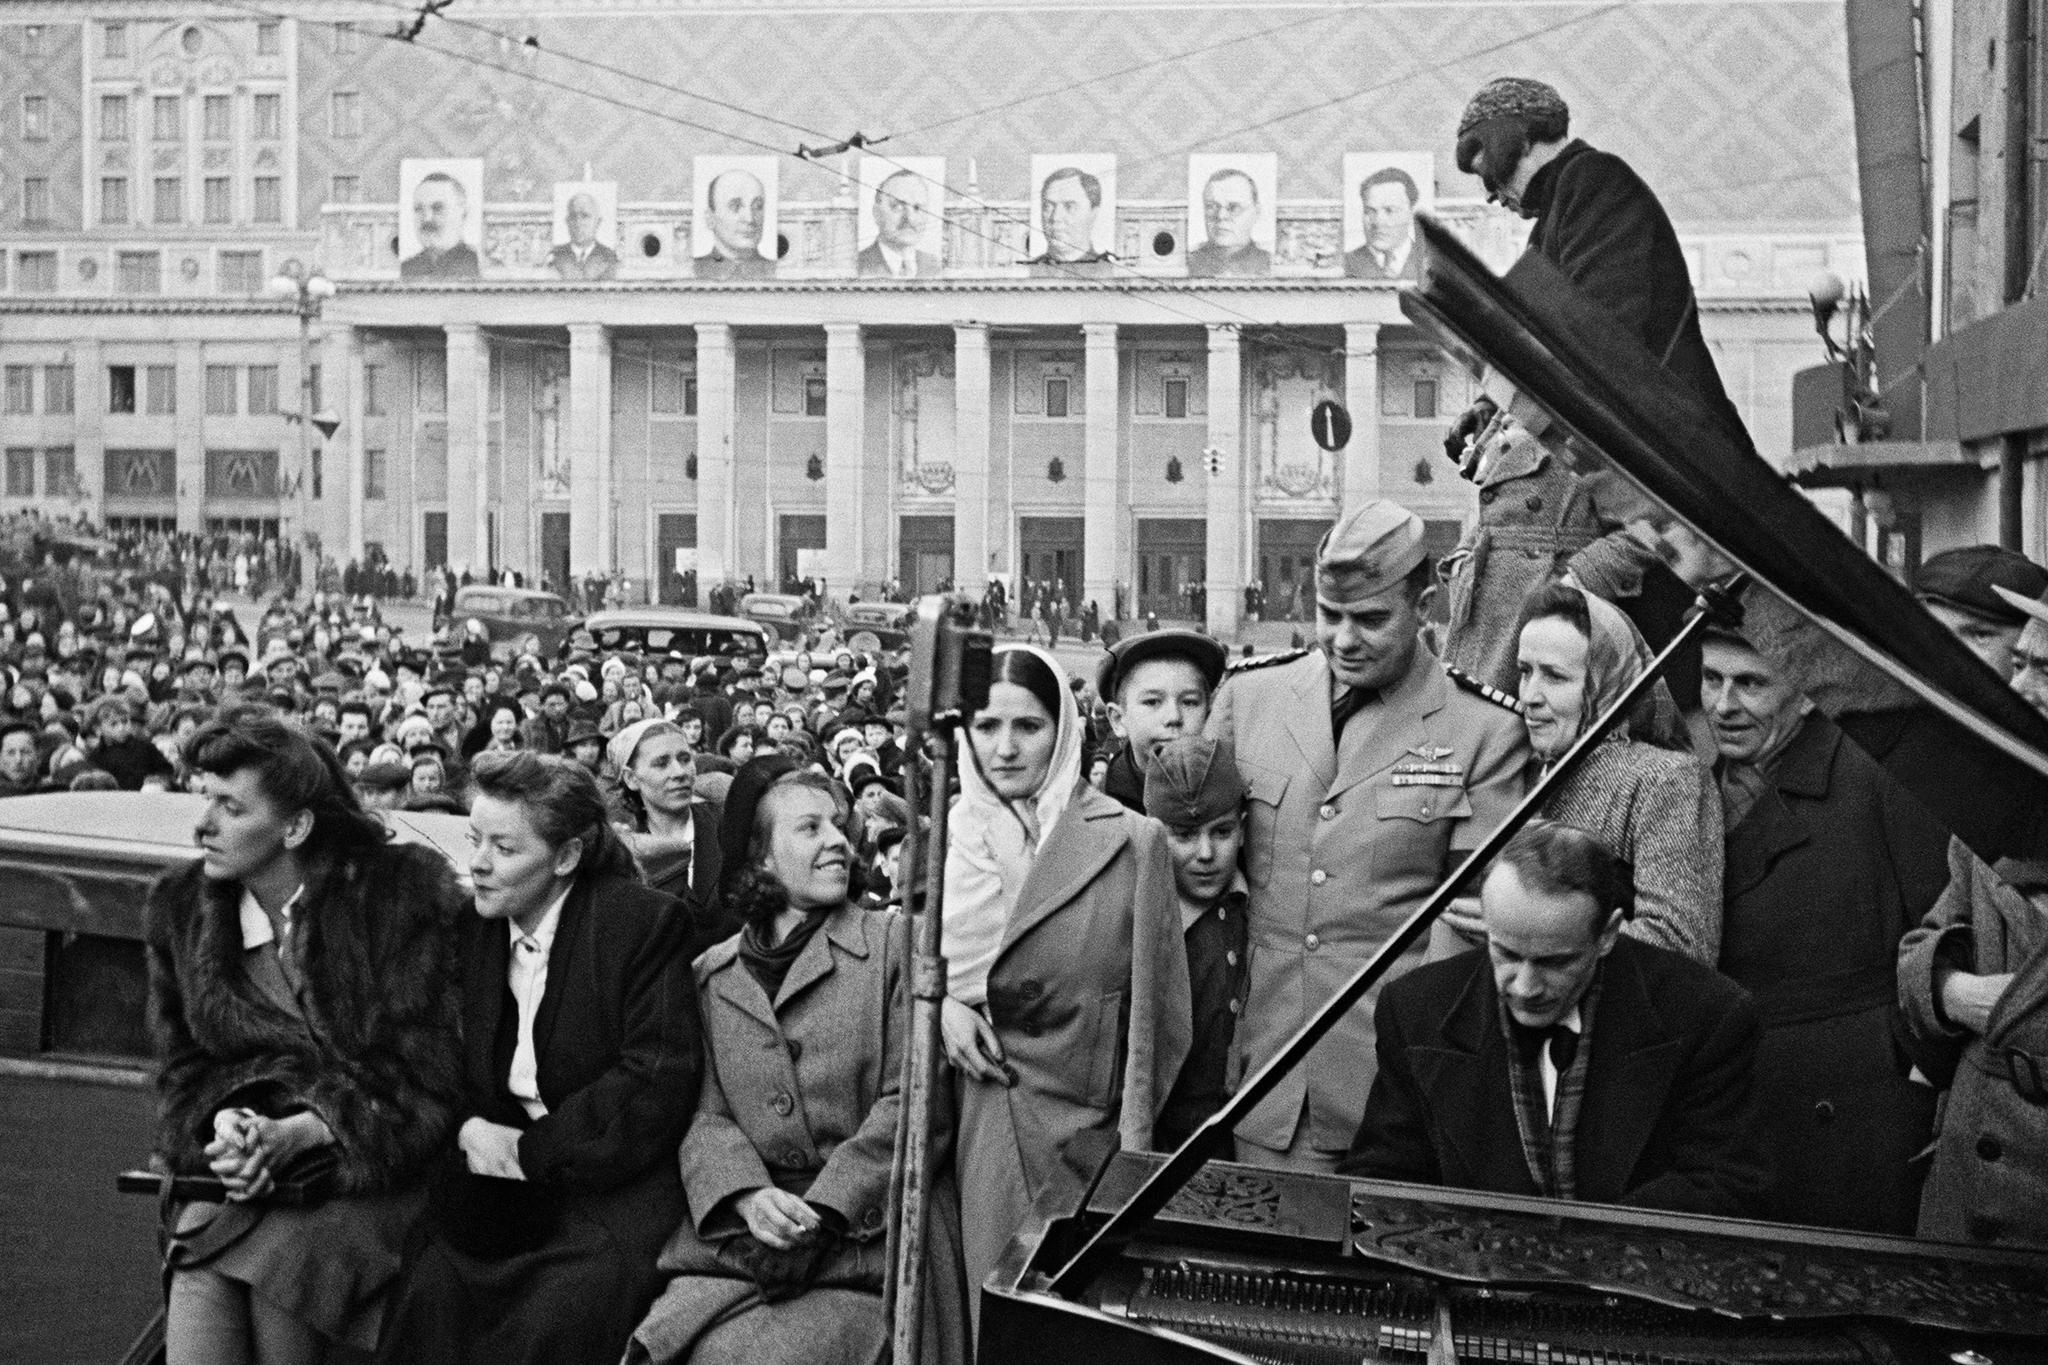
[0,792,469,1365]
[840,600,915,652]
[737,592,817,644]
[580,607,774,662]
[450,584,580,660]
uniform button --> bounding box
[1978,1135,2004,1162]
[1525,495,1543,512]
[781,1147,805,1167]
[1227,997,1241,1014]
[1480,487,1497,504]
[1813,1100,1834,1123]
[1305,933,1321,951]
[1226,950,1240,967]
[1310,869,1327,886]
[1216,907,1228,921]
[863,1207,884,1229]
[772,1091,794,1116]
[1419,803,1432,817]
[1319,804,1337,821]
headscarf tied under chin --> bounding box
[1569,586,1689,755]
[942,645,1084,1006]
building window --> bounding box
[153,94,181,141]
[218,251,263,294]
[252,94,281,140]
[330,175,359,204]
[99,93,128,141]
[333,22,358,55]
[202,94,230,140]
[5,449,34,498]
[21,177,50,225]
[18,252,57,293]
[1044,376,1070,419]
[330,91,360,138]
[44,447,75,496]
[22,95,49,141]
[252,177,281,223]
[363,363,384,415]
[23,25,44,57]
[100,176,129,224]
[205,365,238,415]
[117,251,159,294]
[256,21,280,55]
[1162,376,1189,420]
[44,366,74,415]
[107,365,137,414]
[3,367,33,415]
[203,177,231,224]
[247,365,279,415]
[145,364,177,415]
[414,352,446,414]
[153,177,182,225]
[103,23,127,59]
[1412,378,1438,420]
[364,448,387,500]
[803,376,828,417]
[651,356,697,415]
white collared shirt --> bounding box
[238,884,306,956]
[1538,1005,1584,1120]
[507,888,570,1121]
[879,243,918,278]
[1373,234,1413,277]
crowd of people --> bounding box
[97,74,2048,1365]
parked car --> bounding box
[580,608,774,662]
[451,585,579,660]
[841,600,915,652]
[739,592,817,644]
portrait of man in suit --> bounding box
[1032,164,1108,265]
[1186,166,1272,278]
[1345,165,1422,280]
[548,188,619,281]
[857,168,943,279]
[694,162,776,280]
[400,165,482,281]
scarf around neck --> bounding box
[739,908,831,1000]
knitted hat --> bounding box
[1457,77,1569,139]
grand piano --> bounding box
[973,217,2048,1365]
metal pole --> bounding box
[297,300,313,586]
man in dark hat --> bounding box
[1095,628,1228,815]
[1209,498,1529,1172]
[1144,734,1254,1148]
[564,720,605,775]
[1912,545,2048,683]
[522,681,573,755]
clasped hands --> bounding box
[205,1108,332,1203]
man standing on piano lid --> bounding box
[1342,820,1769,1216]
[1208,499,1529,1173]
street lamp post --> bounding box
[267,262,339,591]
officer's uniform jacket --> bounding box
[1208,641,1529,1151]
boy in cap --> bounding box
[1095,628,1228,814]
[1144,735,1253,1149]
[1209,497,1528,1172]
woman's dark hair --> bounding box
[722,767,847,932]
[468,749,637,882]
[460,697,526,759]
[183,703,389,853]
[1515,579,1592,643]
[987,647,1063,723]
[715,724,754,758]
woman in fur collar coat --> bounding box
[146,705,466,1364]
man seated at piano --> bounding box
[1342,819,1768,1216]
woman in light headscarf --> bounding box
[1501,580,1723,963]
[939,646,1190,1325]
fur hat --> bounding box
[1457,76,1569,139]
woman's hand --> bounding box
[203,1110,332,1202]
[940,996,1009,1084]
[1438,895,1487,948]
[458,1117,527,1181]
[737,1187,823,1252]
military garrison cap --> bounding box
[1316,500,1429,606]
[1143,735,1248,832]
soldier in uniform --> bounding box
[1209,498,1530,1172]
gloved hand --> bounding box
[1444,397,1499,467]
[721,1230,836,1302]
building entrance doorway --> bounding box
[1136,518,1205,620]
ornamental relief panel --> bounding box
[1252,350,1340,507]
[894,347,956,499]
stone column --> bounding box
[1204,324,1244,638]
[1083,322,1119,617]
[568,324,612,575]
[444,324,487,573]
[694,323,736,586]
[1342,321,1382,516]
[952,323,990,596]
[324,325,364,564]
[824,323,865,598]
[174,339,205,535]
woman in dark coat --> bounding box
[628,758,967,1364]
[147,705,465,1363]
[378,750,703,1365]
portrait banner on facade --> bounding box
[398,158,484,282]
[855,156,946,279]
[1185,153,1276,278]
[1028,153,1116,266]
[691,156,780,280]
[1341,152,1433,282]
[549,181,620,282]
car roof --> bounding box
[455,585,568,605]
[583,609,767,632]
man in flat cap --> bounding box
[1913,545,2048,683]
[1095,628,1229,815]
[1145,734,1254,1148]
[1207,498,1530,1172]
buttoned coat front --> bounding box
[1209,643,1528,1152]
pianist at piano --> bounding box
[1340,819,1768,1216]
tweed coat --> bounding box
[1719,712,1950,1234]
[957,783,1192,1304]
[629,906,967,1365]
[1208,643,1528,1152]
[1342,936,1768,1217]
[1898,841,2048,1248]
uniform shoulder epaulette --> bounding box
[1444,662,1524,713]
[1225,647,1311,677]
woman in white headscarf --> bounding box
[940,646,1190,1324]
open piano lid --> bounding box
[1399,213,2048,860]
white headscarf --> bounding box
[943,645,1084,1005]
